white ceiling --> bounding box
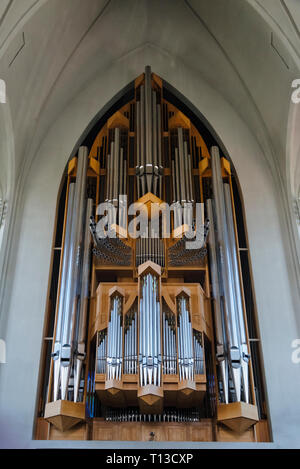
[0,0,299,201]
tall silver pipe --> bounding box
[136,101,140,169]
[119,147,124,197]
[139,297,143,385]
[224,184,250,402]
[211,147,242,401]
[163,313,166,373]
[183,141,190,202]
[207,198,229,403]
[175,148,180,202]
[53,183,75,401]
[60,147,88,400]
[178,128,186,204]
[145,66,152,167]
[106,154,111,201]
[188,154,194,203]
[109,142,114,202]
[152,90,158,196]
[113,128,120,203]
[74,198,93,402]
[157,103,162,198]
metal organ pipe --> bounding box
[60,147,88,400]
[74,197,93,402]
[223,183,250,403]
[210,147,250,403]
[124,308,137,374]
[107,294,123,381]
[206,198,229,403]
[139,273,161,387]
[52,183,75,401]
[163,311,177,375]
[97,331,107,374]
[135,66,163,198]
[105,128,127,226]
[177,296,194,381]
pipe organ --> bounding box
[39,66,269,442]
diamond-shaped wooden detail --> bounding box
[178,379,196,397]
[217,402,259,433]
[105,379,123,393]
[44,400,85,432]
[138,385,164,414]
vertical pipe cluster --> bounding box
[172,128,194,206]
[177,296,194,381]
[52,147,92,402]
[74,197,93,402]
[207,147,250,403]
[136,66,163,198]
[139,273,162,387]
[106,127,127,224]
[107,294,123,380]
[124,307,137,374]
[193,331,204,375]
[96,331,107,374]
[136,234,165,267]
[163,310,177,375]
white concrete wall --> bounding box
[0,45,299,448]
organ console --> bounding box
[38,66,269,442]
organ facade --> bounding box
[36,67,269,442]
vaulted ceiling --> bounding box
[0,0,299,206]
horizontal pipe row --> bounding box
[105,408,201,422]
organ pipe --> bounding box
[177,295,194,381]
[163,310,177,375]
[74,197,93,402]
[139,272,161,387]
[52,147,89,402]
[124,307,137,374]
[136,66,163,198]
[210,146,250,403]
[107,294,123,381]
